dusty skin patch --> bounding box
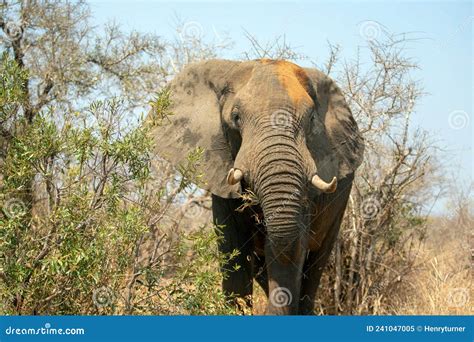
[259,59,312,107]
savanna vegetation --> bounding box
[0,1,471,315]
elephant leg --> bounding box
[299,177,353,314]
[298,213,344,315]
[265,239,305,315]
[212,194,254,307]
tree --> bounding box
[0,0,234,314]
[317,35,439,314]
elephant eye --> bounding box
[231,109,241,128]
[310,110,316,122]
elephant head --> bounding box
[150,59,363,313]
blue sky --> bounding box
[89,0,472,211]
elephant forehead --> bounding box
[259,59,312,107]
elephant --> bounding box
[150,59,364,315]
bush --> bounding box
[0,54,238,314]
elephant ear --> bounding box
[149,60,246,199]
[304,68,364,181]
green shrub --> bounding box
[0,54,237,315]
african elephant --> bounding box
[150,59,364,315]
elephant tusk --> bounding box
[227,168,243,185]
[311,174,337,193]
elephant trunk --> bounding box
[242,121,309,313]
[249,122,308,256]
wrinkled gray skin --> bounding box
[151,59,364,314]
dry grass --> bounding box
[390,217,472,315]
[250,215,472,315]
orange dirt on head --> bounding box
[258,59,312,107]
[257,58,274,65]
